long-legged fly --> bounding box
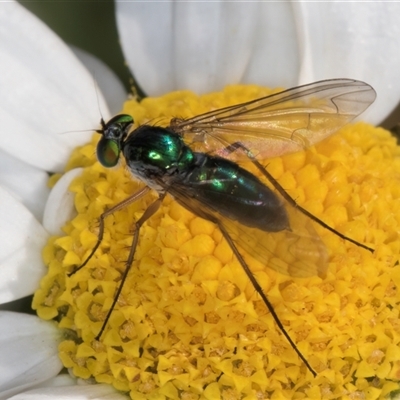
[69,79,376,376]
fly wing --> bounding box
[164,180,328,279]
[172,79,376,161]
[221,203,328,278]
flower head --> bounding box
[33,85,400,399]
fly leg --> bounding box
[69,185,151,277]
[95,192,166,340]
[217,221,317,377]
[222,142,373,253]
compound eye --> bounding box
[97,138,120,167]
[112,114,134,126]
[106,114,134,138]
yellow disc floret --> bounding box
[33,85,400,399]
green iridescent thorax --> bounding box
[123,125,194,186]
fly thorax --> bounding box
[123,125,194,183]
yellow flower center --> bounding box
[33,85,400,399]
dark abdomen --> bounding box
[181,154,289,232]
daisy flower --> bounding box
[2,1,400,399]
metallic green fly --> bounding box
[70,79,376,376]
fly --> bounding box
[69,78,376,377]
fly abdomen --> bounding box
[184,154,289,232]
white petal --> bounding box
[0,186,48,303]
[241,2,300,88]
[117,2,266,95]
[0,148,49,222]
[43,168,83,236]
[117,2,400,124]
[0,2,110,173]
[34,374,77,389]
[70,46,127,116]
[116,1,174,95]
[8,383,127,400]
[173,3,260,94]
[0,312,62,400]
[294,2,400,123]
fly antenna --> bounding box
[59,128,97,135]
[92,71,105,126]
[59,72,106,136]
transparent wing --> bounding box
[171,79,376,161]
[221,204,328,278]
[165,180,328,279]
